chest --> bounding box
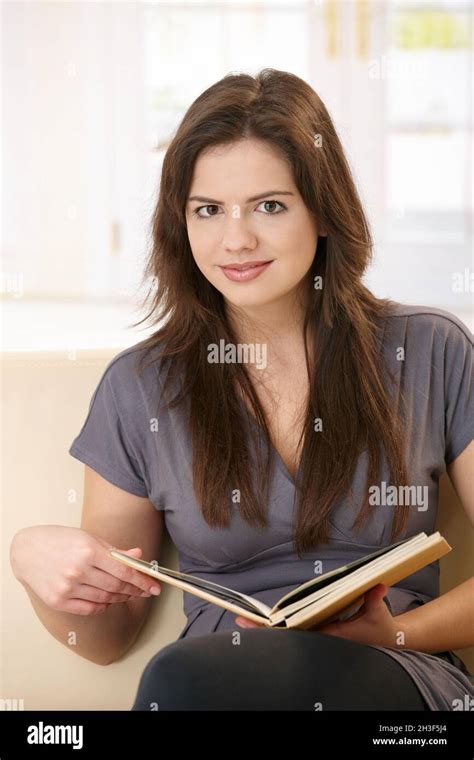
[248,365,310,481]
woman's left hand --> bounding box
[235,583,403,649]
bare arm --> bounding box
[395,577,474,654]
[79,462,166,661]
[11,464,165,665]
[18,571,151,666]
[396,441,474,653]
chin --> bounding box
[221,289,282,310]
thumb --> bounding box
[363,583,388,615]
[121,547,143,557]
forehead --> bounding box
[189,139,294,192]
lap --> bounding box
[131,628,429,711]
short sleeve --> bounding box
[69,364,149,498]
[444,321,474,465]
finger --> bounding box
[364,584,388,615]
[94,548,162,595]
[62,598,110,616]
[371,583,388,597]
[235,616,262,628]
[86,567,151,597]
[103,547,161,593]
[75,584,136,604]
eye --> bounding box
[191,199,287,220]
[256,200,287,214]
[192,204,221,219]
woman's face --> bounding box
[185,138,322,312]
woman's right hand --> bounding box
[10,525,162,616]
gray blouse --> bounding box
[69,300,474,710]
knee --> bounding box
[131,641,202,711]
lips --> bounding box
[220,260,273,271]
[218,260,274,283]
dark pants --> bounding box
[131,628,429,711]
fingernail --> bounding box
[150,586,161,596]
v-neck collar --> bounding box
[234,311,389,489]
[239,397,300,487]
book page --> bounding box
[109,550,272,616]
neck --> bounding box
[224,284,314,367]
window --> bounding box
[4,0,471,351]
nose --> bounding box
[221,214,258,253]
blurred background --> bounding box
[2,0,473,349]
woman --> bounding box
[11,69,473,711]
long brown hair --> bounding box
[131,68,410,557]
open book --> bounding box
[109,531,451,630]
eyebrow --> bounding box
[187,190,295,204]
